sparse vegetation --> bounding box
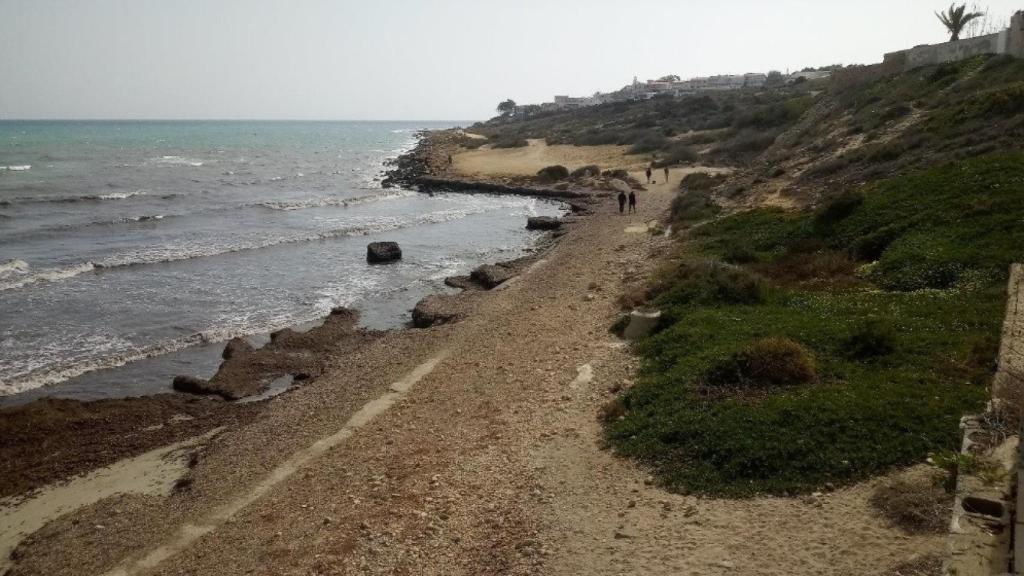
[702,337,817,391]
[670,188,721,228]
[472,84,818,165]
[605,153,1021,497]
[870,474,952,534]
[569,164,601,178]
[845,319,896,360]
[654,142,699,166]
[535,165,569,182]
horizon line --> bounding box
[0,118,483,123]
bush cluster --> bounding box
[536,165,569,182]
[606,153,1021,496]
[569,164,601,179]
[703,337,817,390]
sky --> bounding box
[1,0,1021,121]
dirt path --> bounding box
[4,168,942,575]
[453,140,651,178]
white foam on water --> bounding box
[152,156,205,167]
[255,190,414,211]
[0,259,29,276]
[98,189,146,200]
[0,261,96,291]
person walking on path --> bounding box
[617,190,627,214]
[628,190,637,214]
[663,165,670,183]
[645,166,652,184]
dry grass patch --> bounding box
[702,337,817,396]
[870,473,951,534]
[880,553,944,576]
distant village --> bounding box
[515,69,836,117]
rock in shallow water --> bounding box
[366,241,402,264]
[526,216,562,231]
[221,337,253,360]
[412,294,463,328]
[470,264,515,289]
[172,375,217,397]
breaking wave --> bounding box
[0,207,491,292]
[0,189,156,205]
[0,261,98,291]
[254,190,414,211]
[153,155,205,167]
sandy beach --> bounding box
[0,135,944,576]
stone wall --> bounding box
[883,11,1024,71]
[995,264,1024,403]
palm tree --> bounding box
[935,3,985,42]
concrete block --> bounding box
[623,310,661,340]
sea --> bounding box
[0,121,565,406]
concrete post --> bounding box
[1011,11,1024,58]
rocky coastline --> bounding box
[0,127,597,503]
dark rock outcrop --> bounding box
[444,275,480,291]
[526,216,562,231]
[367,242,402,264]
[222,337,254,360]
[172,376,223,398]
[471,264,515,289]
[270,328,297,343]
[412,294,463,328]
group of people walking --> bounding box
[617,189,636,214]
[645,165,670,185]
[618,164,671,214]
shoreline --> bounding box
[0,129,943,576]
[0,127,592,501]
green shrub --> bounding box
[605,154,1023,497]
[536,165,570,182]
[722,244,759,264]
[656,260,769,314]
[655,142,699,166]
[845,319,896,360]
[613,285,996,496]
[678,172,726,191]
[628,133,669,154]
[670,189,721,227]
[829,154,1024,290]
[813,191,864,233]
[492,135,528,148]
[569,164,601,178]
[703,337,817,389]
[714,129,780,156]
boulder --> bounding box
[412,294,463,328]
[173,375,217,396]
[470,264,515,289]
[367,242,402,264]
[526,216,562,231]
[270,328,297,343]
[221,337,253,360]
[444,275,480,291]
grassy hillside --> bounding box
[472,55,1024,203]
[607,154,1023,496]
[470,56,1024,497]
[470,84,819,165]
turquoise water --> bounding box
[0,121,564,403]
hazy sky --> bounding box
[1,0,1021,120]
